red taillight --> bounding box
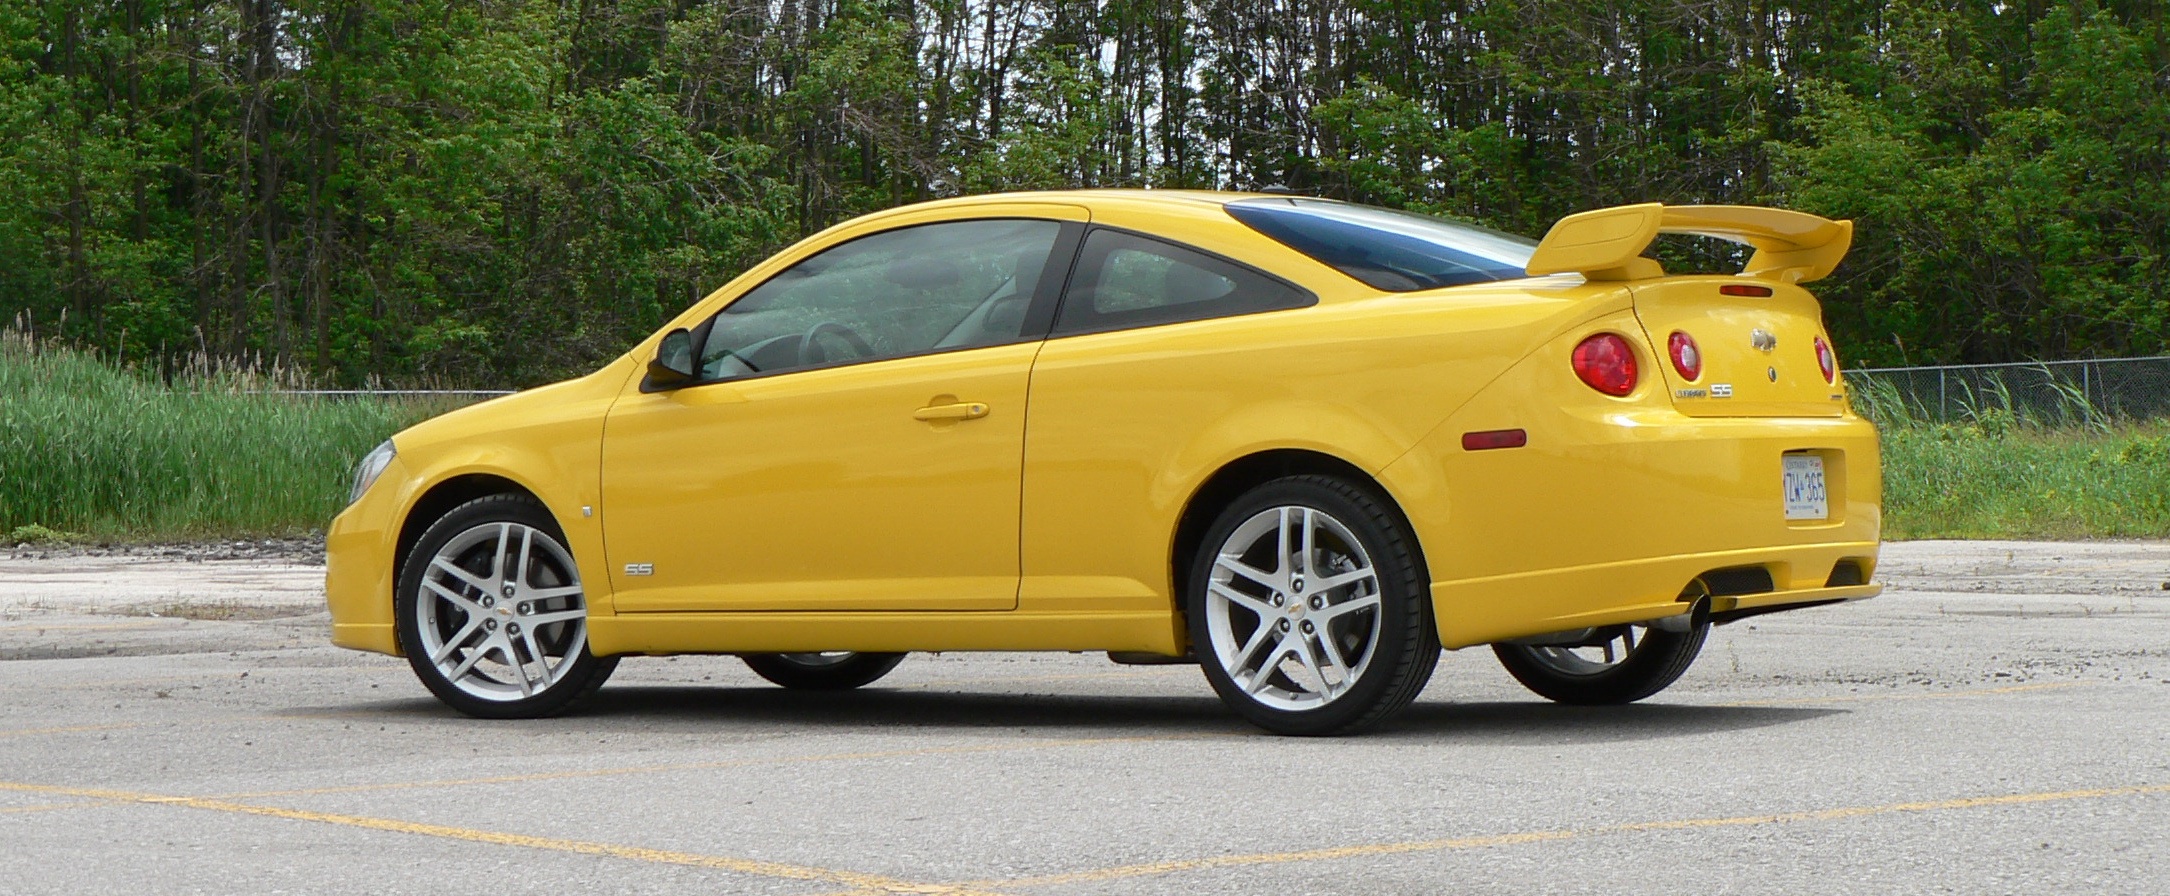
[1720,283,1774,297]
[1571,333,1639,397]
[1814,336,1837,383]
[1667,330,1701,381]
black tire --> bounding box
[395,494,617,719]
[741,652,907,690]
[1187,475,1439,736]
[1491,622,1708,705]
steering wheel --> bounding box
[797,321,876,366]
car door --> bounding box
[600,214,1081,612]
[1018,227,1316,612]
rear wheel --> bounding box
[395,494,617,718]
[1188,476,1439,736]
[1491,622,1707,705]
[741,652,906,690]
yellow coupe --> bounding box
[327,191,1880,735]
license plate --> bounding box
[1783,454,1828,520]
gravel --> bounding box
[0,534,326,565]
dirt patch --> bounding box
[0,535,325,564]
[123,600,323,621]
[1878,539,2170,596]
[0,554,325,617]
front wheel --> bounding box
[1188,476,1439,736]
[1491,622,1708,705]
[395,494,617,718]
[740,652,906,690]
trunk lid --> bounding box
[1631,278,1850,418]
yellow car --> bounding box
[327,191,1880,735]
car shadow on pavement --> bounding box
[295,687,1841,743]
[586,685,1244,733]
[1375,700,1845,744]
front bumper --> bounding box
[325,461,405,657]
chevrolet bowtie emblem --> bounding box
[1750,329,1777,352]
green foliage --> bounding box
[6,524,87,545]
[1,1,2166,385]
[1779,4,2170,365]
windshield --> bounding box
[1226,198,1537,291]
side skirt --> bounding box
[587,610,1182,657]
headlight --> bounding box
[348,440,397,506]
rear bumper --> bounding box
[1427,540,1878,648]
[1379,341,1882,649]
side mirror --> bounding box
[643,329,697,392]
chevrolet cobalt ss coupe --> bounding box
[328,191,1880,735]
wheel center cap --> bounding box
[1285,601,1306,620]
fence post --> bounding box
[2083,361,2094,416]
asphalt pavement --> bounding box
[2,540,2166,895]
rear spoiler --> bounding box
[1525,203,1853,284]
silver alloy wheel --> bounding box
[1524,627,1648,675]
[1203,505,1383,710]
[412,521,591,702]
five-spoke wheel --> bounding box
[396,495,617,718]
[1189,476,1438,735]
[1492,621,1708,705]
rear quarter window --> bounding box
[1052,228,1312,335]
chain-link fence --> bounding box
[1847,356,2170,424]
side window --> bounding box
[1052,229,1311,335]
[696,219,1061,380]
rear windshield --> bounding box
[1225,198,1536,291]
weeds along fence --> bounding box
[1847,356,2170,428]
[0,329,510,538]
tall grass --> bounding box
[1856,374,2170,539]
[1880,421,2170,539]
[0,329,468,541]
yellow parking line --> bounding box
[0,779,1012,895]
[973,782,2170,889]
[1714,680,2091,707]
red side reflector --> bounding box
[1720,284,1774,297]
[1461,429,1528,451]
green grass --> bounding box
[1857,374,2170,539]
[1877,418,2170,539]
[0,333,468,541]
[4,333,2166,542]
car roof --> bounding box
[881,189,1279,218]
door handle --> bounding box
[914,401,989,422]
